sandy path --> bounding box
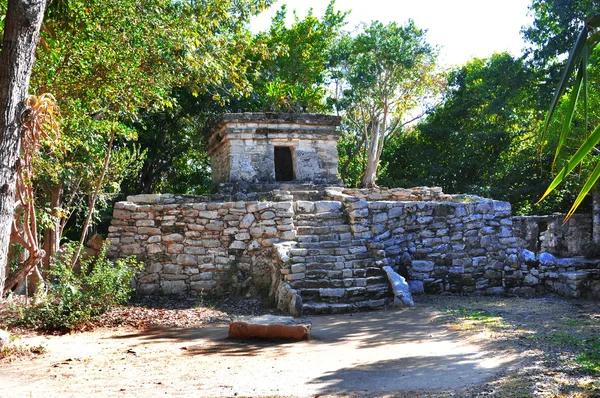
[0,307,516,397]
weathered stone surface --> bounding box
[408,280,425,295]
[538,252,557,266]
[383,266,414,307]
[228,315,311,340]
[109,181,599,308]
[519,249,536,264]
[161,280,187,295]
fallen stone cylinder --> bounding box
[228,315,311,340]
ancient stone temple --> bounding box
[107,113,600,317]
[207,113,342,193]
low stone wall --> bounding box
[512,214,592,257]
[108,195,298,296]
[108,188,600,314]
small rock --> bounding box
[519,249,536,265]
[408,280,425,295]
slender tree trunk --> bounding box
[593,191,600,245]
[42,183,62,269]
[70,128,116,268]
[360,121,381,188]
[0,0,48,296]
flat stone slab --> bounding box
[228,315,311,340]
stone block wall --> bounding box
[512,214,592,257]
[108,194,298,296]
[108,188,600,315]
[207,113,342,188]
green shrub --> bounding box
[19,243,140,331]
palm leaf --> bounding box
[539,122,600,203]
[553,59,584,168]
[565,161,600,221]
[541,24,589,146]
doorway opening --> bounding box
[274,146,294,182]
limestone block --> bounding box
[161,280,187,295]
[137,227,161,235]
[138,283,160,295]
[190,280,218,292]
[247,202,270,213]
[121,244,142,255]
[261,211,276,220]
[167,244,184,254]
[146,244,164,255]
[206,220,225,231]
[411,260,435,273]
[177,254,197,266]
[319,288,344,298]
[240,213,256,229]
[163,233,184,242]
[230,241,247,250]
[295,201,315,213]
[198,210,219,219]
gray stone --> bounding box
[383,266,414,307]
[519,249,536,264]
[161,280,187,295]
[408,280,425,295]
[524,274,539,286]
[538,252,557,266]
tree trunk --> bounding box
[360,122,381,188]
[0,0,47,296]
[42,183,62,269]
[593,191,600,245]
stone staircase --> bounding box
[284,200,391,314]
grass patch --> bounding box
[575,338,600,375]
[439,307,509,332]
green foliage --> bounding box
[120,89,215,196]
[539,15,600,219]
[331,19,440,186]
[5,0,273,250]
[19,243,140,331]
[244,1,347,112]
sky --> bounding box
[250,0,534,68]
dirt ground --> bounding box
[1,295,599,397]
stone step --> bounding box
[302,298,391,315]
[298,282,390,299]
[296,226,351,236]
[295,219,350,228]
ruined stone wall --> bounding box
[512,214,592,257]
[108,189,600,312]
[108,194,297,296]
[206,113,342,188]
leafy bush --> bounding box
[19,243,140,331]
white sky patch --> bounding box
[250,0,534,68]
